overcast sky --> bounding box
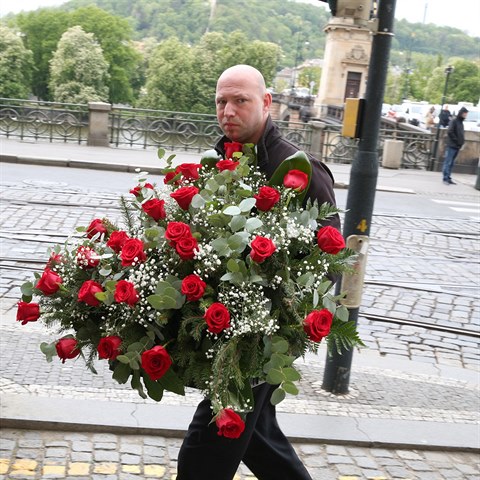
[2,0,480,37]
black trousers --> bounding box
[177,383,312,480]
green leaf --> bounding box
[223,205,241,216]
[335,305,350,322]
[282,381,299,395]
[131,370,147,399]
[271,337,289,354]
[270,387,286,405]
[227,233,248,252]
[157,147,166,159]
[245,217,263,232]
[147,294,177,310]
[112,362,131,384]
[282,367,301,382]
[127,342,144,352]
[313,289,319,308]
[229,215,246,232]
[239,197,256,212]
[323,296,337,313]
[21,282,34,297]
[142,373,164,402]
[212,237,230,256]
[95,292,107,302]
[208,213,229,227]
[116,354,130,364]
[40,342,57,363]
[158,368,185,396]
[191,194,206,209]
[227,259,239,272]
[266,369,285,384]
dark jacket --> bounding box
[438,109,451,128]
[446,107,467,149]
[215,115,341,231]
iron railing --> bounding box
[0,98,88,143]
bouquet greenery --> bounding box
[17,143,362,438]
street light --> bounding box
[429,65,454,171]
[291,33,309,94]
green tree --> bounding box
[0,25,34,99]
[49,26,110,104]
[15,9,70,100]
[299,66,321,95]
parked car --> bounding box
[463,108,480,132]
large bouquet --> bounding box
[18,143,362,438]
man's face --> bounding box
[215,75,271,145]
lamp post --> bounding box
[429,65,454,171]
[291,33,309,94]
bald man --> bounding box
[177,65,339,480]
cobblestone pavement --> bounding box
[1,176,479,479]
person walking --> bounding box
[424,106,435,130]
[442,106,468,185]
[176,64,339,480]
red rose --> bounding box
[86,219,108,239]
[215,408,245,439]
[78,280,103,307]
[76,246,100,269]
[141,345,172,381]
[164,171,181,185]
[97,336,122,360]
[249,236,276,263]
[216,159,239,172]
[16,301,40,325]
[224,141,243,159]
[283,169,309,192]
[114,280,139,306]
[175,163,202,181]
[56,338,80,364]
[175,236,198,260]
[121,238,147,267]
[303,309,333,342]
[106,230,129,253]
[181,274,206,302]
[254,186,281,211]
[170,186,199,210]
[165,221,191,246]
[129,183,154,197]
[317,226,345,254]
[36,268,62,295]
[204,302,231,334]
[142,198,166,221]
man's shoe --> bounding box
[443,180,450,185]
[448,179,457,185]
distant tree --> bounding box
[49,26,110,104]
[0,25,34,99]
[299,66,322,95]
[15,9,71,100]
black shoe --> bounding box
[448,179,456,185]
[443,180,450,185]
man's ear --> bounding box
[263,92,272,112]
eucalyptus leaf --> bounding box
[245,217,263,232]
[266,369,285,385]
[270,387,286,405]
[223,205,241,216]
[40,342,57,363]
[229,215,246,232]
[239,197,256,212]
[335,305,350,322]
[282,381,299,395]
[191,194,206,209]
[142,373,164,402]
[112,362,131,384]
[282,367,301,382]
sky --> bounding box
[2,0,480,38]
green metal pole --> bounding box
[322,0,397,394]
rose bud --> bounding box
[77,280,103,307]
[170,186,199,210]
[97,336,122,360]
[56,337,80,363]
[254,186,281,211]
[283,169,309,192]
[46,253,64,268]
[249,236,276,263]
[303,309,333,342]
[76,246,100,269]
[114,280,139,306]
[224,141,243,159]
[141,345,172,381]
[216,159,239,172]
[316,226,346,254]
[164,171,181,185]
[142,198,166,221]
[36,268,62,295]
[181,274,206,302]
[120,238,147,267]
[215,408,245,439]
[129,183,154,197]
[16,301,40,325]
[204,302,231,334]
[106,230,129,253]
[86,219,108,239]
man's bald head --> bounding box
[216,65,267,97]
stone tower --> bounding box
[315,0,374,115]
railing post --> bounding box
[309,121,327,161]
[88,102,111,147]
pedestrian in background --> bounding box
[438,104,452,128]
[424,106,435,130]
[442,106,468,185]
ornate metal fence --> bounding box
[109,106,313,153]
[0,98,88,143]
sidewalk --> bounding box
[1,138,479,479]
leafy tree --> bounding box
[299,66,322,95]
[49,26,110,104]
[0,25,34,99]
[15,9,71,100]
